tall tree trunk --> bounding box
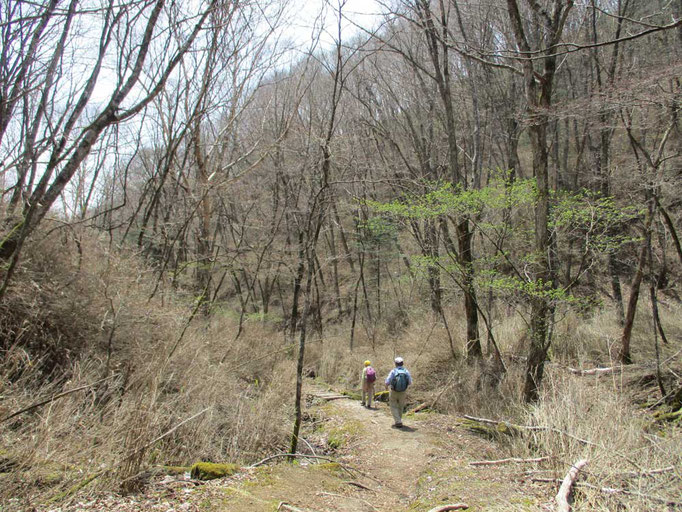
[326,223,343,318]
[289,252,314,459]
[620,208,652,364]
[425,220,442,314]
[416,0,480,358]
[458,218,481,359]
[289,231,306,340]
[505,0,573,402]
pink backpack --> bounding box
[365,366,376,383]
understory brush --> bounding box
[0,229,294,509]
[510,371,682,511]
[2,224,680,512]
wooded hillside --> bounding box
[1,0,680,510]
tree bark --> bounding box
[620,212,652,364]
[505,0,573,402]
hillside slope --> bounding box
[43,383,552,512]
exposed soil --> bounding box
[38,384,554,512]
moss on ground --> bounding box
[324,419,363,450]
[341,390,362,401]
[311,461,346,478]
[190,462,240,481]
[374,390,390,402]
[457,418,519,440]
[163,465,190,475]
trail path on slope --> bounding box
[194,384,550,511]
[44,384,550,511]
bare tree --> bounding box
[505,0,574,402]
[0,0,216,297]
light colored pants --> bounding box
[389,389,407,425]
[362,382,375,407]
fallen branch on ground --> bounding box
[409,403,429,414]
[277,502,310,512]
[617,466,675,479]
[565,350,682,376]
[578,482,682,507]
[568,367,619,376]
[463,416,643,470]
[249,453,356,477]
[1,374,119,424]
[250,453,339,467]
[531,477,560,483]
[462,415,597,446]
[344,480,375,492]
[470,457,549,466]
[309,392,350,401]
[427,504,469,511]
[556,459,588,512]
[533,477,681,507]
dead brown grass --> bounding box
[0,227,296,509]
[1,223,680,511]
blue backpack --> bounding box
[391,367,409,392]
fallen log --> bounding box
[568,367,618,376]
[470,457,549,466]
[427,504,469,512]
[409,403,429,414]
[277,503,310,512]
[556,459,588,512]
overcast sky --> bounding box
[289,0,383,48]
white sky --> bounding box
[90,0,382,103]
[288,0,383,48]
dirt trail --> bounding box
[44,385,549,511]
[194,385,549,511]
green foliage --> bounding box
[551,189,642,253]
[356,215,399,254]
[366,174,536,219]
[366,174,640,310]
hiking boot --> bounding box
[360,402,365,407]
[391,423,403,429]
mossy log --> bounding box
[458,418,521,440]
[163,465,190,475]
[374,391,389,403]
[190,462,239,481]
[668,387,682,410]
[653,408,682,424]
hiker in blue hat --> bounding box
[385,357,412,428]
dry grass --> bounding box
[1,224,680,511]
[0,228,296,509]
[512,370,682,511]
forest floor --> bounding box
[42,383,555,512]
